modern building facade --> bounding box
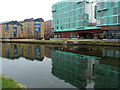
[0,21,23,39]
[95,1,120,39]
[52,0,102,39]
[20,18,45,38]
[44,20,54,38]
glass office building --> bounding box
[52,0,102,39]
[95,0,120,39]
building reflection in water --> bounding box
[51,47,120,89]
[1,43,120,88]
[45,46,52,58]
[1,43,45,61]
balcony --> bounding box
[97,8,108,12]
[34,30,40,32]
[52,10,56,12]
[4,27,9,30]
[34,23,40,26]
[34,27,40,29]
[14,27,17,30]
[14,31,17,34]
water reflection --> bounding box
[1,43,45,61]
[51,47,120,89]
[0,43,120,88]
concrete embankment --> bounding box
[0,39,120,47]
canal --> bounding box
[0,43,119,89]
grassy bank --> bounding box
[1,39,120,47]
[0,74,28,89]
[67,40,120,47]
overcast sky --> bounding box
[0,0,116,23]
[0,0,61,22]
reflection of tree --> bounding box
[1,43,44,62]
[51,50,96,89]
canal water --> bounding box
[0,43,119,89]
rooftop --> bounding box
[0,21,22,26]
[20,18,44,23]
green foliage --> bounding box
[0,77,21,88]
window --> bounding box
[79,21,84,26]
[14,27,17,30]
[113,16,117,23]
[68,23,70,28]
[80,8,82,13]
[68,18,70,22]
[79,3,82,7]
[97,19,101,25]
[100,11,104,17]
[100,18,104,24]
[118,16,120,23]
[4,26,9,30]
[74,4,76,9]
[83,21,86,26]
[113,8,118,15]
[97,2,104,9]
[57,20,59,24]
[74,17,76,21]
[73,23,75,28]
[79,14,84,20]
[73,11,75,15]
[70,11,72,16]
[111,2,115,7]
[70,33,76,38]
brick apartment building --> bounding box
[20,18,45,39]
[0,21,23,39]
[44,20,54,38]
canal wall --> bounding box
[0,39,120,47]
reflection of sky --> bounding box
[1,57,75,88]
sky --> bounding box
[0,0,117,23]
[0,0,61,22]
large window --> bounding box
[113,16,117,23]
[100,11,104,17]
[104,30,120,39]
[113,8,118,15]
[79,21,84,26]
[97,18,104,25]
[118,16,120,23]
[69,33,76,38]
[73,23,75,28]
[79,3,82,7]
[111,2,115,7]
[97,2,104,9]
[79,14,85,20]
[80,8,82,13]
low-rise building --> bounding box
[20,18,45,39]
[44,20,54,38]
[0,21,23,39]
